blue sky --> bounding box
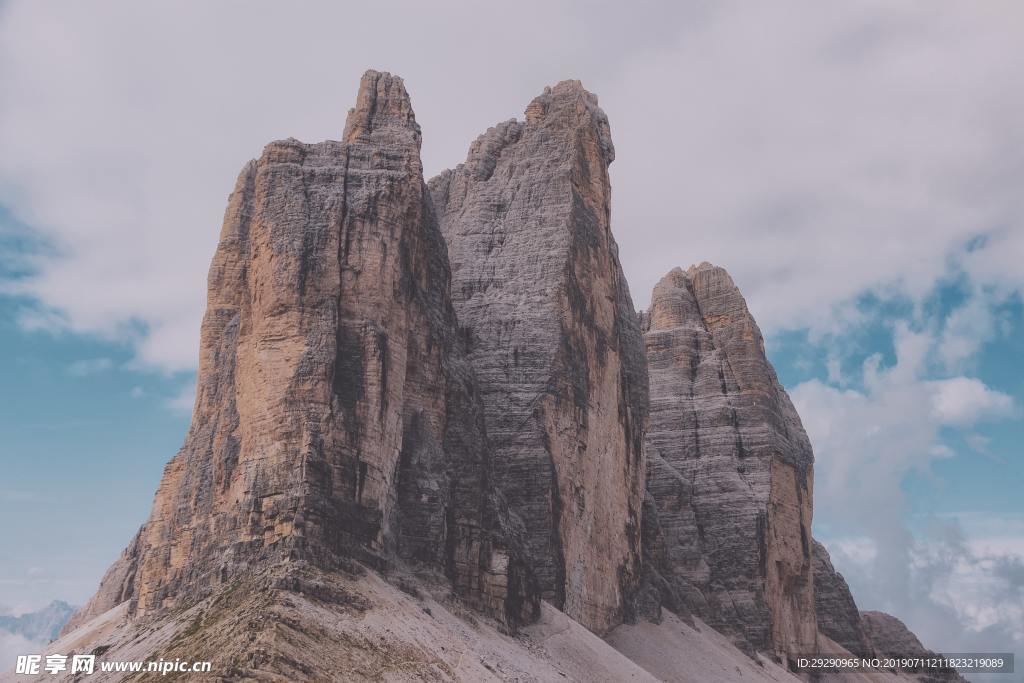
[0,278,192,614]
[772,291,1024,520]
[0,0,1022,673]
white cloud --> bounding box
[166,381,195,415]
[829,537,878,568]
[929,377,1016,426]
[824,517,1024,672]
[937,294,998,372]
[825,356,844,386]
[794,315,1020,669]
[1,2,1023,369]
[604,2,1024,322]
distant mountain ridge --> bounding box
[0,601,75,643]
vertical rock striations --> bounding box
[66,70,538,634]
[812,539,872,657]
[641,264,816,660]
[429,81,648,635]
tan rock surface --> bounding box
[65,70,538,636]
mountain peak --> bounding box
[342,69,420,145]
[643,261,817,658]
[523,79,614,163]
[431,75,644,634]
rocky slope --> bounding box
[640,264,817,661]
[5,563,818,683]
[429,81,648,635]
[64,70,537,636]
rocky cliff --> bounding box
[429,80,649,635]
[813,539,872,658]
[640,264,817,661]
[64,70,538,635]
[46,71,965,683]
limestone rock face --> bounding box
[641,264,816,659]
[66,70,538,633]
[812,539,872,657]
[429,81,648,635]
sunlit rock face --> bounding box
[430,80,649,635]
[640,264,817,659]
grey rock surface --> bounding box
[641,264,817,659]
[429,80,649,635]
[813,539,872,657]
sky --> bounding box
[0,0,1022,675]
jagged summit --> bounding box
[342,69,420,144]
[646,263,747,330]
[686,260,722,275]
[642,263,816,659]
[523,79,615,162]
